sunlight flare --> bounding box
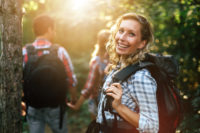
[71,0,91,11]
[39,0,45,4]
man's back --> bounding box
[22,39,76,133]
[23,42,68,108]
[22,14,77,133]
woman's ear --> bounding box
[138,40,147,49]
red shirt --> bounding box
[81,56,107,99]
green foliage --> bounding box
[179,86,200,133]
[22,0,200,132]
[67,102,91,133]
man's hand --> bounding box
[67,102,79,110]
[66,95,85,111]
[68,86,77,104]
[21,102,26,116]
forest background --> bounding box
[0,0,200,133]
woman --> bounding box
[68,29,110,120]
[96,13,159,133]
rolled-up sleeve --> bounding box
[58,47,77,88]
[81,59,99,98]
[131,70,159,133]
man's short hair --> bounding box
[33,14,54,36]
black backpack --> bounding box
[101,53,183,133]
[23,44,68,108]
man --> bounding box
[22,14,77,133]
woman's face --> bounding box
[115,19,146,55]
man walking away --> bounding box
[22,14,77,133]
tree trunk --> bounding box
[0,0,22,132]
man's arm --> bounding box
[68,86,77,104]
[58,46,78,103]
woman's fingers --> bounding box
[111,83,122,90]
[106,91,121,100]
[106,83,123,109]
[106,84,122,100]
[106,83,122,95]
[67,102,77,110]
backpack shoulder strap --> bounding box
[113,52,179,83]
[102,61,154,131]
[50,44,60,55]
[113,62,154,83]
[25,44,36,57]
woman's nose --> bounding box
[119,32,126,41]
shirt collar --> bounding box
[32,38,52,47]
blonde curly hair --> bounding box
[106,13,154,72]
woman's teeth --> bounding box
[118,43,129,48]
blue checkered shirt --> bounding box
[96,68,159,133]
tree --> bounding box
[0,0,23,132]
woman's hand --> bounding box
[66,95,85,111]
[106,83,140,128]
[67,102,80,110]
[105,83,123,110]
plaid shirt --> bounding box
[96,67,159,133]
[81,56,107,99]
[22,39,77,88]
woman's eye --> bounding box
[129,33,135,37]
[119,29,123,33]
